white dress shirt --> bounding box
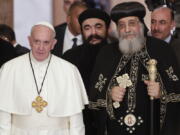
[63,27,82,54]
[164,35,172,43]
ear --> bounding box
[66,15,70,25]
[171,20,176,29]
[28,36,33,48]
[51,39,57,50]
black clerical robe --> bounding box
[62,41,107,91]
[89,36,180,135]
[63,41,108,135]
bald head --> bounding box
[67,1,87,36]
[151,6,175,40]
[63,0,82,14]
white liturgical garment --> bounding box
[0,53,88,135]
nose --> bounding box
[38,43,44,50]
[125,25,130,33]
[91,27,97,35]
[152,23,159,31]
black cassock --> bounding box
[62,41,107,135]
[89,36,180,135]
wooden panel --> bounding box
[0,0,13,28]
[53,0,66,26]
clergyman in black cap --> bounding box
[88,1,180,135]
[62,8,111,135]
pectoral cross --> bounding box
[116,73,132,88]
[32,96,48,112]
[113,74,132,108]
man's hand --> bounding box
[111,86,126,102]
[144,80,161,99]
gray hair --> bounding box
[118,22,145,54]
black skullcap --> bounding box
[111,2,146,24]
[78,8,111,27]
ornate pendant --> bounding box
[124,114,136,127]
[118,113,143,134]
[32,96,48,113]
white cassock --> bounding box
[0,53,89,135]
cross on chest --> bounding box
[113,74,132,109]
[116,73,132,88]
[32,96,48,112]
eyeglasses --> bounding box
[118,20,139,30]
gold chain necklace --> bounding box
[29,53,52,112]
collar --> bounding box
[164,35,172,43]
[30,52,51,66]
[66,27,82,41]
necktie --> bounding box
[72,38,77,48]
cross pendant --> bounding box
[32,96,48,113]
[113,74,132,109]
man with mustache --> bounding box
[63,8,110,90]
[151,6,180,68]
[62,8,111,135]
[89,2,180,135]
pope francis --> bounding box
[0,22,88,135]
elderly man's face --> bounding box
[117,16,141,40]
[117,16,145,54]
[28,25,57,61]
[82,18,107,45]
[151,8,175,40]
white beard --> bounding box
[118,23,145,55]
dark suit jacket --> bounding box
[170,36,180,68]
[0,39,17,67]
[15,44,29,56]
[51,23,67,57]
